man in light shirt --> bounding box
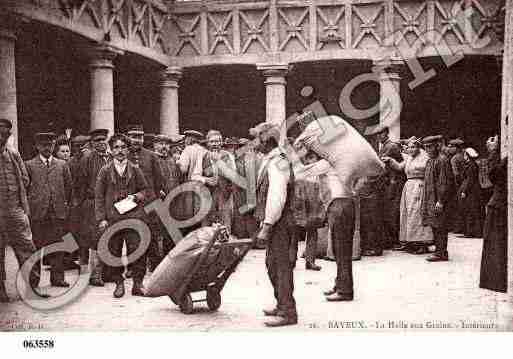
[294,145,356,302]
[177,130,207,236]
[251,122,297,327]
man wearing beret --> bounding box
[369,125,405,250]
[126,125,165,274]
[251,122,297,327]
[422,135,455,262]
[25,132,73,287]
[78,128,112,286]
[0,119,45,302]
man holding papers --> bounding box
[95,134,149,298]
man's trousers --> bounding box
[0,207,40,288]
[328,198,355,297]
[265,219,297,318]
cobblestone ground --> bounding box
[0,234,510,332]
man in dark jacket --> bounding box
[0,119,44,302]
[126,125,165,273]
[368,125,405,249]
[448,138,466,233]
[25,132,73,287]
[78,128,111,286]
[95,133,149,298]
[422,135,455,262]
[154,134,183,255]
[68,135,90,265]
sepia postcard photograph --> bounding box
[0,0,513,347]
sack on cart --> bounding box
[145,226,222,298]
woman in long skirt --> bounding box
[383,137,433,254]
[480,143,507,293]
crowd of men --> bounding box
[0,114,498,328]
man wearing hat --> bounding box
[447,138,466,233]
[251,122,297,327]
[68,134,91,266]
[367,124,405,250]
[177,130,207,235]
[25,132,73,287]
[0,119,44,302]
[126,125,165,275]
[154,134,182,255]
[231,137,260,246]
[79,128,112,286]
[421,135,455,262]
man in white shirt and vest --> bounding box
[251,122,298,327]
[294,149,356,301]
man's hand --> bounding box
[204,177,218,187]
[461,192,466,199]
[98,220,109,231]
[434,201,444,214]
[256,223,272,242]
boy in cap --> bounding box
[0,119,45,301]
[79,128,112,286]
[421,135,455,262]
[25,132,73,287]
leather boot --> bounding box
[0,281,9,303]
[113,281,125,298]
[89,250,104,287]
[131,280,145,297]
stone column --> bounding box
[87,44,123,136]
[0,24,18,149]
[257,63,290,141]
[160,66,182,136]
[373,59,403,142]
[499,0,513,332]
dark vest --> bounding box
[254,153,295,226]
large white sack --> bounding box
[145,226,219,298]
[295,115,385,188]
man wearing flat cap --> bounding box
[447,138,466,233]
[0,119,45,302]
[68,135,91,265]
[421,135,455,262]
[154,134,183,255]
[78,128,112,286]
[126,125,165,277]
[367,124,405,250]
[231,137,260,246]
[251,122,297,327]
[25,132,73,287]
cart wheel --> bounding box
[206,289,221,311]
[168,296,178,306]
[179,293,194,314]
